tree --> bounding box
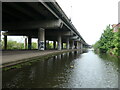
[93,24,120,57]
[112,28,120,56]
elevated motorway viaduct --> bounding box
[2,0,89,50]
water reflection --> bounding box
[2,50,119,88]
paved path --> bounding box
[1,49,79,67]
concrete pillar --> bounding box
[45,40,46,50]
[77,41,79,49]
[61,42,63,49]
[66,38,69,49]
[24,38,27,49]
[47,40,50,50]
[81,43,83,49]
[38,28,45,50]
[58,35,61,50]
[28,36,32,50]
[71,40,74,49]
[4,35,7,50]
[45,40,48,50]
[53,41,56,49]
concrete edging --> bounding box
[1,49,81,70]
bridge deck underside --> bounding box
[2,2,88,50]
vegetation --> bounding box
[2,40,37,49]
[93,25,120,57]
[32,42,37,49]
[1,40,67,50]
[46,42,54,49]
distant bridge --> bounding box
[2,0,89,50]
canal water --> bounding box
[2,49,119,88]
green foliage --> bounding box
[32,42,37,49]
[112,28,120,56]
[7,40,24,49]
[1,40,24,49]
[46,42,53,49]
[63,43,66,49]
[93,25,120,57]
[2,39,38,50]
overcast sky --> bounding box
[57,0,119,45]
[4,0,119,45]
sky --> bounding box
[56,0,119,45]
[2,0,119,45]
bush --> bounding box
[93,25,120,57]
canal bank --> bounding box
[1,49,82,69]
[2,49,119,88]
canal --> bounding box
[2,49,119,88]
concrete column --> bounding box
[4,35,7,50]
[46,40,49,50]
[77,41,79,49]
[71,40,74,49]
[24,38,27,49]
[28,36,32,50]
[61,42,63,49]
[48,41,49,49]
[81,43,83,49]
[66,38,69,49]
[38,28,45,50]
[58,35,61,50]
[45,40,46,50]
[53,41,56,49]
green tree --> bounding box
[93,24,120,57]
[112,28,120,56]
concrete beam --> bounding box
[26,2,59,19]
[70,36,79,40]
[46,31,73,36]
[3,19,63,30]
[6,3,39,20]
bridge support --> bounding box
[58,35,61,50]
[24,37,27,49]
[66,38,69,49]
[61,42,63,49]
[28,36,32,50]
[38,28,45,50]
[71,40,74,49]
[77,41,80,49]
[53,41,56,49]
[4,35,7,50]
[81,43,83,49]
[45,40,46,50]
